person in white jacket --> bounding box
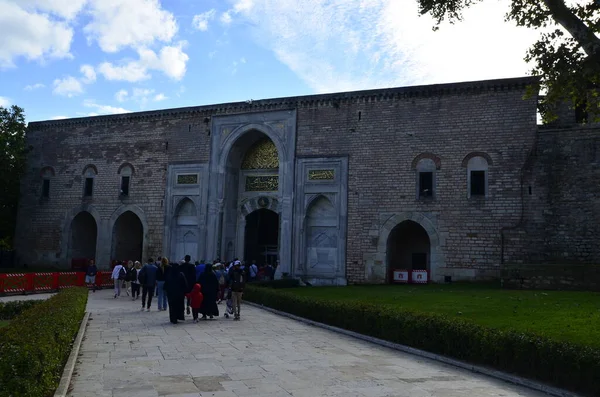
[111,262,125,298]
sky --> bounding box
[0,0,541,122]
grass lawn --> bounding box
[0,320,10,328]
[287,283,600,348]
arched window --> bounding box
[40,166,55,199]
[412,154,440,199]
[118,163,134,197]
[464,154,491,198]
[82,165,98,198]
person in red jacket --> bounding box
[185,283,204,323]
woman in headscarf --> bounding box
[163,258,188,324]
[198,264,219,319]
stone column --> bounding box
[236,216,246,260]
[277,174,293,279]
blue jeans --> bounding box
[156,281,167,310]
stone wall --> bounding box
[16,77,543,280]
[294,78,538,283]
[14,115,204,267]
[504,124,600,266]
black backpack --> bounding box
[118,266,127,280]
[231,271,244,290]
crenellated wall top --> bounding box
[28,76,539,130]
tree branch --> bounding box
[542,0,600,57]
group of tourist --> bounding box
[85,256,268,323]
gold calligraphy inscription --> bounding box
[177,174,198,184]
[241,138,279,169]
[245,176,279,191]
[308,169,335,181]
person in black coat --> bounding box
[164,262,188,324]
[197,264,219,319]
[179,255,197,315]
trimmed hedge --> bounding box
[244,286,600,397]
[0,287,88,397]
[0,300,41,320]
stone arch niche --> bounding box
[207,111,296,277]
[111,210,144,262]
[68,211,98,268]
[171,197,199,262]
[304,195,339,277]
[221,130,280,264]
[365,212,445,283]
[386,220,430,282]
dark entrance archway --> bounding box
[69,211,97,267]
[112,211,143,262]
[386,220,430,282]
[244,209,279,265]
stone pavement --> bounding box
[68,290,548,397]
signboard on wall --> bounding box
[393,269,409,283]
[411,270,428,284]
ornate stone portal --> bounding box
[162,110,347,284]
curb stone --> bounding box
[54,311,90,397]
[245,301,582,397]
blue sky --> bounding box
[0,0,539,122]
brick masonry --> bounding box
[15,76,598,285]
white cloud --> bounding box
[115,89,128,102]
[19,0,88,20]
[83,99,131,115]
[98,60,150,82]
[192,9,217,31]
[53,76,83,97]
[240,57,246,64]
[52,64,97,97]
[24,83,45,91]
[114,88,167,106]
[0,96,11,107]
[0,0,74,68]
[98,43,189,82]
[51,115,68,120]
[84,0,178,53]
[80,64,96,84]
[220,11,232,25]
[208,51,217,59]
[132,88,154,106]
[229,0,539,93]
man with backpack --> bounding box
[111,261,126,298]
[229,261,245,321]
[138,258,158,312]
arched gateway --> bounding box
[206,113,297,277]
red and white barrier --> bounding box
[0,271,104,295]
[33,272,54,292]
[3,273,27,293]
[411,270,429,284]
[392,269,409,284]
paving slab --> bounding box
[67,290,549,397]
